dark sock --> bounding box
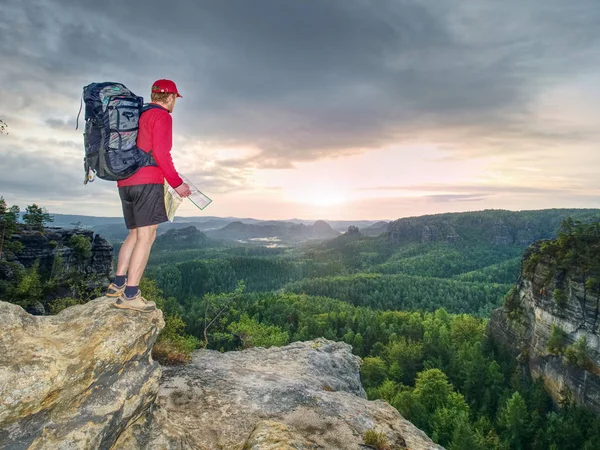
[124,286,139,299]
[114,275,126,287]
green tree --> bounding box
[12,260,43,309]
[407,368,470,440]
[69,234,92,262]
[385,337,423,385]
[0,197,20,258]
[189,280,246,347]
[227,313,289,349]
[361,356,388,389]
[23,204,54,229]
[448,412,484,450]
[498,391,529,450]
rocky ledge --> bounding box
[0,298,442,450]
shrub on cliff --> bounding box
[140,278,201,364]
[564,336,594,371]
[227,313,289,349]
[68,234,92,262]
[553,289,568,308]
[547,325,567,355]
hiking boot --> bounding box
[106,282,126,297]
[112,290,156,313]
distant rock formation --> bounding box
[386,209,600,247]
[0,298,442,450]
[9,227,112,278]
[153,225,210,250]
[0,227,113,314]
[362,221,389,237]
[205,220,340,244]
[487,241,600,413]
[346,224,361,235]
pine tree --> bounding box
[498,391,529,450]
[0,196,20,258]
[23,204,54,230]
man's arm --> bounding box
[151,113,184,188]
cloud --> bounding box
[1,0,599,216]
[426,194,489,203]
[360,184,578,195]
[45,118,74,130]
[2,0,600,164]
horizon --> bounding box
[14,206,600,227]
[1,1,599,220]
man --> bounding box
[107,79,191,312]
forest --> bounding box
[3,203,600,450]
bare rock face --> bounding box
[487,242,600,413]
[116,338,443,450]
[0,297,165,449]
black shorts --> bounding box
[118,183,168,229]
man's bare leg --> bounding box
[126,224,159,289]
[115,228,138,278]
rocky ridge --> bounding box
[385,209,600,247]
[0,297,443,450]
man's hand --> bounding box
[175,183,192,198]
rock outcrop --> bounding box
[0,297,164,448]
[0,298,442,450]
[9,227,112,279]
[487,241,600,413]
[117,338,442,450]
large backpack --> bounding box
[78,82,160,184]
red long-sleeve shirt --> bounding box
[117,104,183,188]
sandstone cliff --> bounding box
[9,228,112,278]
[0,227,113,314]
[487,241,600,413]
[0,297,442,450]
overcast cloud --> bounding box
[0,0,599,219]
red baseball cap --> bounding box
[151,79,182,98]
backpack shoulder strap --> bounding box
[141,103,166,114]
[139,103,166,168]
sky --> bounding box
[1,0,599,222]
